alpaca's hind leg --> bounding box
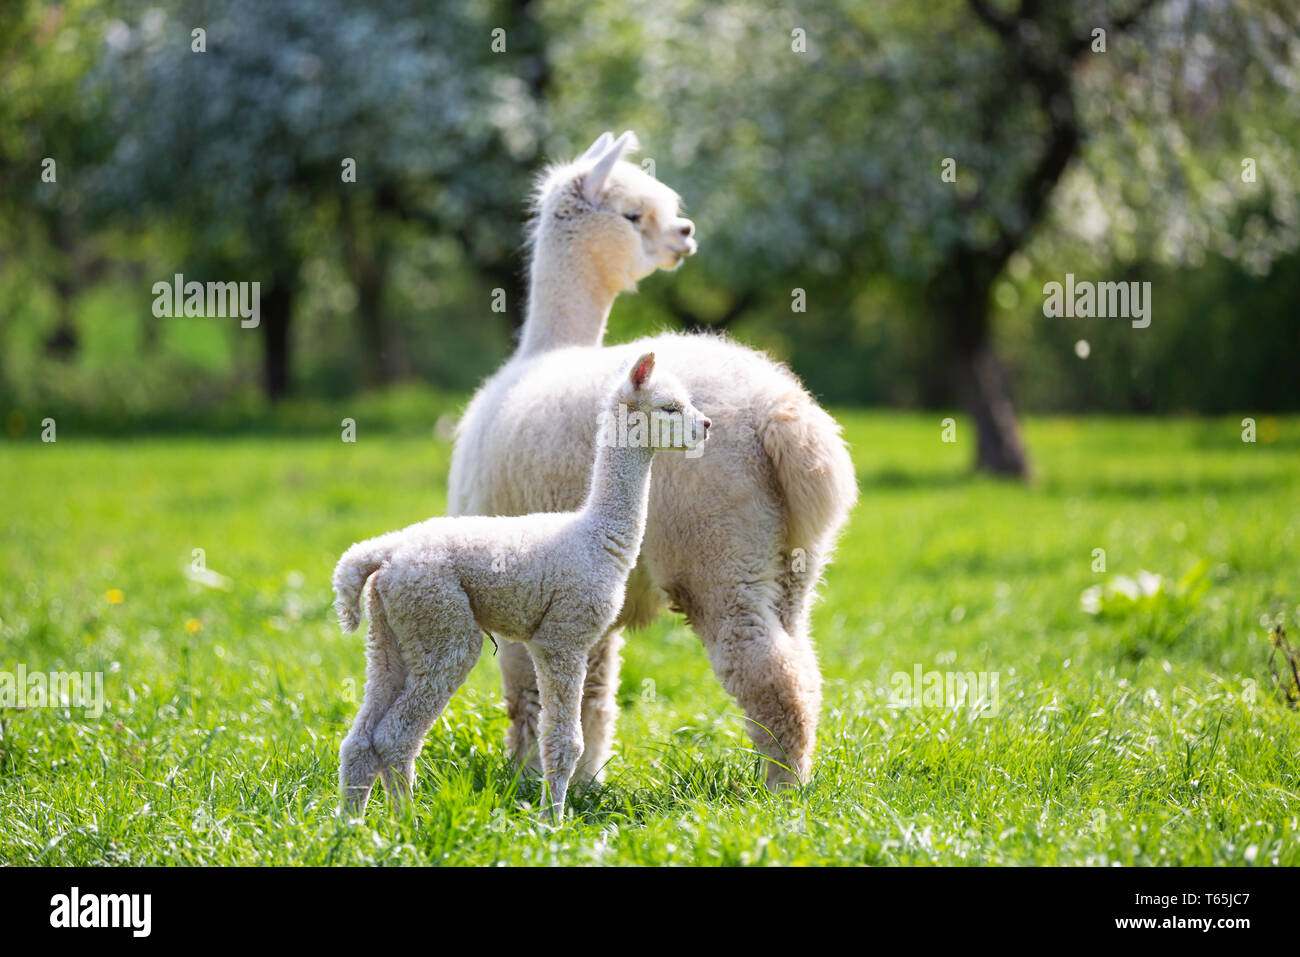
[368,585,485,805]
[369,629,482,804]
[575,626,624,783]
[339,588,407,815]
[500,640,543,774]
[645,469,821,788]
[684,584,822,788]
[528,638,591,820]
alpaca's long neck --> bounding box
[516,233,616,356]
[580,433,655,565]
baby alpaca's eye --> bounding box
[660,405,681,415]
[624,212,642,223]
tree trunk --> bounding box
[484,260,529,333]
[43,211,79,358]
[952,342,1029,477]
[355,249,397,386]
[261,280,293,401]
[932,261,1030,478]
[135,262,161,352]
[43,303,78,357]
[341,199,399,386]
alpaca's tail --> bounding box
[759,389,859,570]
[332,535,400,633]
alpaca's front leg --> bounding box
[576,626,624,783]
[529,640,589,821]
[503,626,626,784]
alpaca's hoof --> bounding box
[339,789,371,819]
[763,761,808,792]
[543,773,571,823]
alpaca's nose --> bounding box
[678,220,695,238]
[702,417,712,432]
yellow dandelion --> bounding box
[185,618,203,634]
[106,589,125,605]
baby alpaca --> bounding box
[334,352,709,819]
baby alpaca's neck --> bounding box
[517,235,616,356]
[580,435,655,564]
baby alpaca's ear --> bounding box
[630,352,655,390]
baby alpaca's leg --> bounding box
[504,627,631,783]
[369,629,483,804]
[529,638,590,821]
[575,567,654,783]
[369,580,484,805]
[339,588,406,815]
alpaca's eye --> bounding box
[660,405,680,415]
[624,212,642,223]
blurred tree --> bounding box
[6,0,1297,429]
[84,0,542,398]
[0,0,115,361]
[544,0,1300,475]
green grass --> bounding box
[1,412,1298,865]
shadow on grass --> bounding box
[858,467,978,490]
[387,744,785,832]
[1040,473,1286,499]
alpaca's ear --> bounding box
[579,132,614,161]
[616,130,641,153]
[630,352,655,390]
[582,130,637,204]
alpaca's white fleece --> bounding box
[447,141,858,788]
[450,332,858,786]
[335,357,707,817]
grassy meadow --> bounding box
[1,411,1298,865]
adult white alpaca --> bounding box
[448,131,858,788]
[336,352,709,818]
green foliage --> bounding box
[0,0,113,226]
[2,414,1297,864]
[1080,561,1210,619]
[542,0,1300,410]
[998,249,1300,414]
[547,0,1300,284]
[3,0,1298,413]
[83,0,533,259]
